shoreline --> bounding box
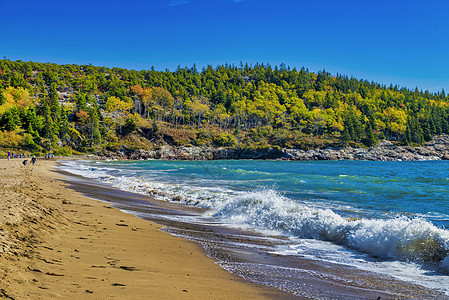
[2,135,449,163]
[2,158,446,299]
[100,135,449,161]
[56,159,447,299]
[0,158,291,299]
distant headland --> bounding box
[1,59,448,159]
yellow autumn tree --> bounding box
[0,87,32,114]
[188,96,210,129]
[104,96,134,134]
[383,107,407,136]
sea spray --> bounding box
[347,217,449,265]
[213,189,449,269]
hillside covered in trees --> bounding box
[0,59,448,156]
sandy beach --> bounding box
[0,158,292,299]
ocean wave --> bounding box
[212,189,449,270]
[60,160,449,271]
[58,160,239,208]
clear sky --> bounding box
[2,0,448,92]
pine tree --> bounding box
[409,116,423,145]
[400,124,411,146]
[49,82,60,117]
[342,127,350,146]
[3,108,21,131]
[75,93,88,112]
[58,105,70,145]
[87,106,101,147]
[422,119,432,142]
[42,104,58,147]
[363,122,377,147]
[25,107,43,134]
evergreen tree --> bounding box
[25,107,43,134]
[10,72,28,89]
[3,108,22,131]
[408,116,423,145]
[342,127,351,146]
[42,104,58,147]
[87,105,101,147]
[400,124,411,146]
[75,93,88,112]
[48,82,60,117]
[58,105,70,144]
[363,122,377,147]
[422,119,432,142]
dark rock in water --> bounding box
[172,195,183,201]
[99,135,449,162]
[147,189,158,195]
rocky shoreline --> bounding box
[100,135,449,161]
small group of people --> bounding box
[22,156,36,165]
[7,151,50,161]
[22,156,37,170]
[7,151,30,160]
[7,151,38,170]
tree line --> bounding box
[0,59,448,154]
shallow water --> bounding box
[60,159,449,297]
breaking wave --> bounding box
[60,160,449,273]
[213,189,449,270]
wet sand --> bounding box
[0,159,292,299]
[1,158,445,300]
[61,166,447,300]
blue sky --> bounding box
[2,0,448,92]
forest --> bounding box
[0,58,448,156]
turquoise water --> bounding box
[61,159,449,294]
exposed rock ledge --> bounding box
[100,135,449,161]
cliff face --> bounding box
[100,135,449,161]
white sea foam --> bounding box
[274,239,449,295]
[59,159,449,293]
[59,160,240,208]
[212,189,449,271]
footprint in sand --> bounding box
[119,266,137,271]
[111,283,126,287]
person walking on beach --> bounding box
[7,151,11,161]
[30,156,36,171]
